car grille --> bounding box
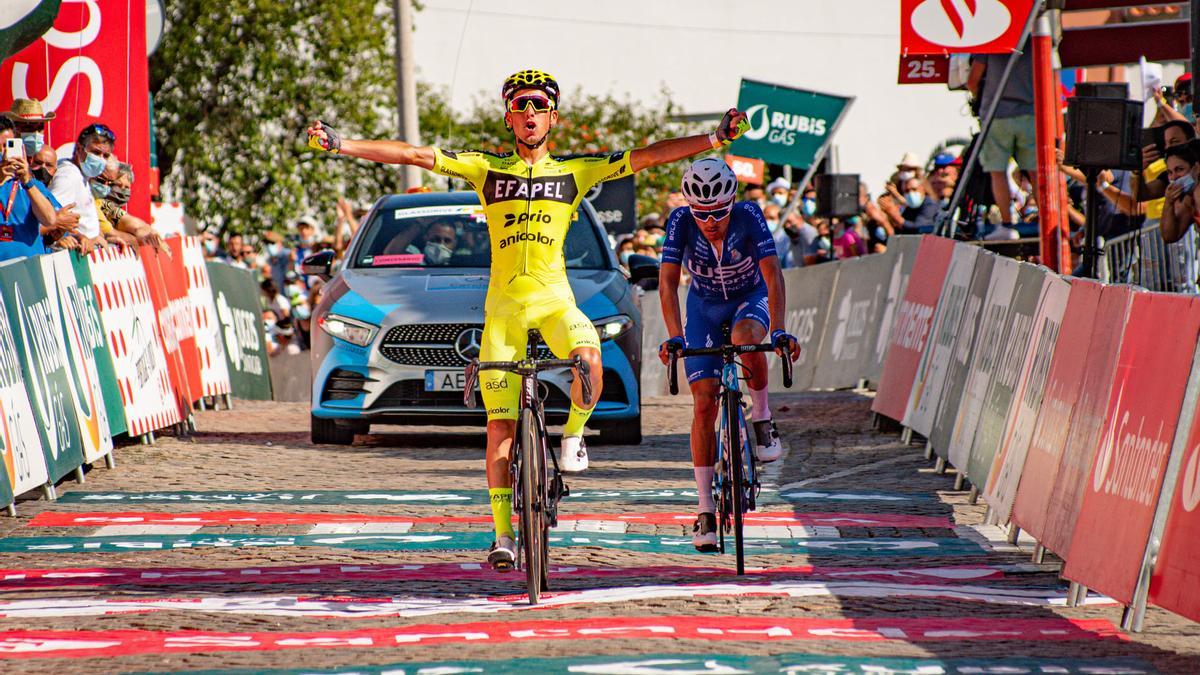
[379,323,553,366]
[369,380,572,411]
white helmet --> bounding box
[681,158,737,210]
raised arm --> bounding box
[306,120,436,170]
[629,109,747,174]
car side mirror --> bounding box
[627,254,660,284]
[301,250,336,280]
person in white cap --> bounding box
[765,177,790,208]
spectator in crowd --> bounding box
[1175,73,1193,122]
[799,187,817,221]
[664,189,689,216]
[968,49,1037,240]
[928,153,960,205]
[766,177,790,208]
[787,210,825,266]
[293,217,319,275]
[830,218,862,259]
[49,122,115,250]
[742,183,765,209]
[95,158,167,253]
[261,277,290,320]
[890,152,925,189]
[220,233,245,265]
[1141,120,1196,242]
[859,184,892,253]
[201,230,223,259]
[29,144,56,185]
[0,116,64,261]
[879,176,937,234]
[1160,142,1200,245]
[762,202,793,269]
[615,234,635,268]
[262,231,294,290]
[635,243,658,259]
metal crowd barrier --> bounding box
[1099,223,1199,294]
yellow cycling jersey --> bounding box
[431,147,633,286]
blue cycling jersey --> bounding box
[660,201,777,300]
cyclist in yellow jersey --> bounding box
[308,69,748,569]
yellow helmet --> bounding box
[501,69,560,104]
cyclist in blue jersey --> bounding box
[657,157,800,551]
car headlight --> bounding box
[318,313,379,347]
[593,314,633,341]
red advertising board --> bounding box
[724,154,764,185]
[164,238,203,404]
[898,55,950,84]
[0,1,151,220]
[1064,292,1200,604]
[901,0,1037,55]
[140,246,193,421]
[872,235,955,422]
[1150,378,1200,622]
[1010,279,1102,544]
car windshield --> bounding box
[353,203,608,270]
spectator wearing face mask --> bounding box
[879,176,938,234]
[0,116,62,261]
[766,177,790,210]
[94,158,167,253]
[928,153,960,205]
[786,210,824,266]
[762,202,793,269]
[293,217,319,276]
[890,152,925,190]
[50,123,116,250]
[615,235,635,269]
[858,184,892,254]
[799,188,818,222]
[262,231,294,290]
[830,218,862,259]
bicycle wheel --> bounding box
[519,407,545,604]
[726,390,746,575]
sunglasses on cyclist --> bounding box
[79,123,116,143]
[692,204,732,222]
[507,94,555,114]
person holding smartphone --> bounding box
[0,116,71,261]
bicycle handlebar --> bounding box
[666,342,793,395]
[463,356,592,409]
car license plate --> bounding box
[425,369,468,392]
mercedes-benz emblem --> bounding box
[454,327,483,363]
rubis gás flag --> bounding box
[0,1,150,220]
[901,0,1037,55]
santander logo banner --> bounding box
[901,0,1037,55]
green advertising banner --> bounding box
[69,251,127,437]
[0,262,49,507]
[2,255,84,483]
[206,262,272,400]
[729,78,853,169]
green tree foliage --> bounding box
[151,2,703,235]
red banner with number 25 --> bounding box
[898,55,950,85]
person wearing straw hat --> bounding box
[2,98,54,158]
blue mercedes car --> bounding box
[304,191,655,446]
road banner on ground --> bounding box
[873,235,954,421]
[775,262,839,392]
[903,243,980,435]
[40,251,113,465]
[1065,292,1200,604]
[985,274,1071,521]
[0,261,48,506]
[812,252,898,389]
[729,79,852,169]
[2,255,84,483]
[947,256,1018,474]
[966,262,1046,491]
[1037,284,1133,557]
[142,246,194,419]
[901,0,1038,55]
[88,247,180,437]
[207,262,272,400]
[1011,279,1103,547]
[176,237,232,398]
[930,250,995,460]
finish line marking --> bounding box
[0,563,1021,590]
[0,532,988,555]
[29,510,953,529]
[0,616,1126,660]
[0,580,1118,620]
[127,652,1157,675]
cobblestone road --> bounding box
[2,392,1199,673]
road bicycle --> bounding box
[666,324,792,574]
[464,330,591,604]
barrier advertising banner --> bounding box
[729,79,852,169]
[965,262,1046,491]
[929,251,995,460]
[1037,284,1132,557]
[160,241,203,405]
[867,235,922,384]
[174,237,232,398]
[1064,292,1200,604]
[3,255,84,483]
[947,256,1019,474]
[812,252,898,389]
[1150,368,1200,623]
[872,235,955,421]
[775,262,839,391]
[141,247,193,420]
[903,244,980,436]
[88,248,179,437]
[0,261,49,505]
[70,251,126,438]
[207,262,272,401]
[1011,279,1103,547]
[40,251,113,465]
[984,274,1071,522]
